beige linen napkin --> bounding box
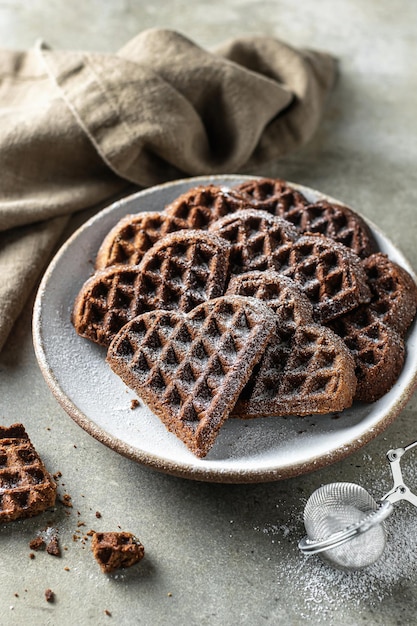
[0,28,336,351]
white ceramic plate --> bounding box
[33,176,417,483]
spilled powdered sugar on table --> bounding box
[253,449,417,622]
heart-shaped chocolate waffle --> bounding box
[164,184,244,229]
[362,253,417,337]
[226,272,356,418]
[72,230,230,346]
[230,178,378,258]
[226,271,314,335]
[211,209,371,323]
[230,177,309,223]
[106,296,277,457]
[329,307,405,403]
[95,211,188,269]
[209,209,299,274]
[327,252,417,402]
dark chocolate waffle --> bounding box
[164,184,244,229]
[226,271,314,335]
[362,253,417,336]
[230,177,309,225]
[106,296,277,457]
[95,212,188,269]
[231,178,378,258]
[298,200,378,259]
[209,209,299,274]
[73,231,230,346]
[226,273,356,418]
[277,235,371,322]
[329,306,405,403]
[0,424,56,522]
[232,322,356,418]
[212,209,371,323]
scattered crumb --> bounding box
[46,535,61,557]
[60,494,73,508]
[29,553,35,560]
[130,399,140,409]
[95,511,102,519]
[29,537,46,551]
[64,567,70,572]
[167,592,173,597]
[45,589,55,603]
[14,593,19,598]
[53,471,62,480]
[105,609,112,617]
[77,521,86,527]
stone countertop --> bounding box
[1,2,417,625]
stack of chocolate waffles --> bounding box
[72,179,417,457]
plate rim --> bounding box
[32,175,417,483]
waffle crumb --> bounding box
[45,589,55,603]
[46,535,61,557]
[60,494,73,508]
[29,537,46,551]
[91,531,145,574]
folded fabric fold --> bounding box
[0,28,336,352]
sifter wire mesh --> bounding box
[303,482,387,570]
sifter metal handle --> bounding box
[382,441,417,507]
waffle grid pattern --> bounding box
[0,426,56,522]
[95,212,188,269]
[232,178,309,228]
[107,297,276,456]
[226,275,356,417]
[231,179,377,258]
[210,209,298,274]
[329,306,405,402]
[165,185,244,229]
[227,271,313,335]
[73,231,230,346]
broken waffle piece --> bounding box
[95,211,188,269]
[72,230,230,347]
[91,531,145,574]
[0,424,56,522]
[107,296,277,457]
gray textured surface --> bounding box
[1,2,417,624]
